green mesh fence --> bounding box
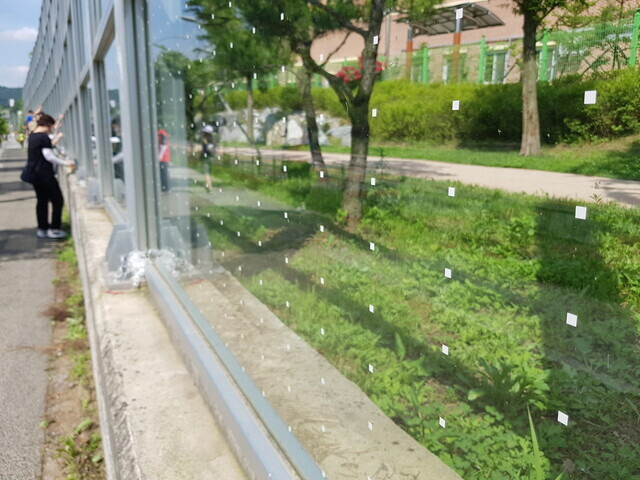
[223,12,639,92]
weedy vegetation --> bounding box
[190,155,639,479]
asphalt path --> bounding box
[0,140,56,479]
[223,147,640,207]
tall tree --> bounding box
[299,0,436,230]
[514,0,587,156]
[232,0,361,171]
[188,0,290,144]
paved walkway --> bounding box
[224,147,640,207]
[0,140,56,479]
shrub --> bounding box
[219,68,640,144]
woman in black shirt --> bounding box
[27,114,74,239]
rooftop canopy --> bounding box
[400,1,505,36]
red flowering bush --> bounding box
[335,57,384,86]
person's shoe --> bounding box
[36,229,48,238]
[46,229,67,239]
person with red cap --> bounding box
[157,128,171,192]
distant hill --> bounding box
[0,86,23,108]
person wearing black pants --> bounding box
[27,114,73,239]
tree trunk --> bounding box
[299,69,325,171]
[246,74,254,144]
[343,102,370,232]
[520,14,541,156]
[340,0,385,232]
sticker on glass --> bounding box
[584,90,597,105]
[557,411,569,426]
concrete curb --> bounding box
[62,173,247,480]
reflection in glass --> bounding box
[147,2,640,479]
[104,45,125,204]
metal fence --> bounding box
[274,11,639,87]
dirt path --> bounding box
[222,147,640,207]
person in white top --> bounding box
[26,113,74,239]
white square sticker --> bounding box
[442,344,449,355]
[444,268,452,278]
[369,304,375,313]
[373,35,379,45]
[320,277,325,285]
[320,171,324,178]
[320,225,325,232]
[557,411,569,426]
[455,8,463,19]
[320,327,325,335]
[439,417,446,428]
[448,187,456,197]
[575,206,587,220]
[371,108,377,117]
[584,90,597,105]
[368,421,373,430]
[371,177,376,186]
[452,100,460,111]
[368,364,374,373]
[566,313,578,327]
[370,242,375,251]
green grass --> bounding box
[194,159,640,479]
[223,134,640,180]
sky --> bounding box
[0,0,43,88]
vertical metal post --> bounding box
[477,36,487,83]
[384,11,391,62]
[630,10,640,68]
[539,30,549,82]
[114,0,161,250]
[78,87,94,180]
[91,61,114,200]
[422,45,429,83]
[405,26,413,80]
[451,15,462,83]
